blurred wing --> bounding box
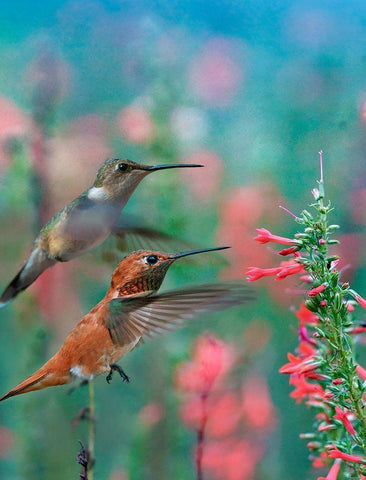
[95,217,202,264]
[104,283,254,345]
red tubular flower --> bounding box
[278,246,299,256]
[254,228,299,245]
[279,352,319,375]
[348,326,366,334]
[317,459,342,480]
[296,303,319,326]
[275,259,305,279]
[327,445,365,464]
[246,266,282,281]
[350,291,366,309]
[299,326,317,345]
[333,406,356,436]
[289,374,324,403]
[308,284,327,296]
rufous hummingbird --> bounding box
[0,247,253,401]
[0,158,202,306]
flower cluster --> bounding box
[247,153,366,479]
[175,333,275,480]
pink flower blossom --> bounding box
[175,335,236,393]
[254,228,298,245]
[241,373,276,430]
[189,38,243,107]
[139,402,165,427]
[308,284,327,296]
[116,106,155,144]
[333,406,356,436]
[327,445,365,464]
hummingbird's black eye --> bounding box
[118,163,128,172]
[146,254,159,266]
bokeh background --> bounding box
[0,1,365,479]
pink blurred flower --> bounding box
[189,38,243,106]
[180,391,241,437]
[110,471,129,480]
[241,373,276,430]
[0,96,31,170]
[175,334,236,393]
[179,150,223,202]
[116,106,155,144]
[139,402,165,427]
[350,188,366,225]
[202,438,263,480]
[0,425,13,458]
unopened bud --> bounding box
[305,299,318,312]
[334,293,343,311]
[332,378,343,385]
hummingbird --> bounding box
[0,247,253,401]
[0,158,202,306]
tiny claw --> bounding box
[106,364,131,384]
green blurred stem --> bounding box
[89,381,95,480]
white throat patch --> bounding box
[88,186,109,201]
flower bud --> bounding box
[305,299,319,312]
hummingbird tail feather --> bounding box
[0,371,50,401]
[0,363,69,401]
[0,247,55,306]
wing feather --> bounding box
[104,283,254,345]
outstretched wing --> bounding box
[104,283,254,345]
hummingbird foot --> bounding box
[67,379,89,395]
[106,364,131,384]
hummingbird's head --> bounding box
[109,246,230,297]
[92,158,203,199]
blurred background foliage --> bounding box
[0,1,365,479]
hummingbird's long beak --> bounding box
[169,246,230,260]
[143,163,203,171]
